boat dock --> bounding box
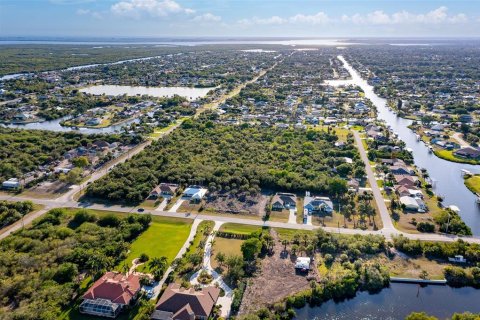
[390,277,447,285]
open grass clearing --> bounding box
[118,217,192,272]
[219,223,263,235]
[211,237,244,271]
[464,174,480,194]
[268,209,289,222]
[434,149,480,165]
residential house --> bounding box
[2,178,21,190]
[149,183,179,199]
[394,175,418,188]
[347,178,360,192]
[454,147,480,159]
[183,185,207,202]
[80,272,141,318]
[304,194,334,214]
[151,283,220,320]
[271,193,297,210]
[390,165,413,176]
[399,196,427,212]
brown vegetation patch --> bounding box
[204,193,268,215]
[238,231,316,315]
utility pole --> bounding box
[445,211,451,234]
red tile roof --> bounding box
[83,272,141,305]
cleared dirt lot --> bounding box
[238,230,316,315]
[204,193,268,215]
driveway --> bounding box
[155,198,168,212]
[288,208,297,224]
[189,221,234,318]
[168,199,185,213]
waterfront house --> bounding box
[152,283,220,320]
[399,196,427,212]
[454,147,480,159]
[80,272,141,318]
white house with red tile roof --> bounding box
[80,272,141,318]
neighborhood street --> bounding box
[353,130,395,232]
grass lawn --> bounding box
[219,223,263,235]
[464,175,480,194]
[119,216,192,272]
[139,198,162,209]
[274,227,314,241]
[211,237,244,270]
[269,209,289,222]
[434,149,480,165]
[378,254,449,280]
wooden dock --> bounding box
[390,277,447,285]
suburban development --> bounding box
[0,1,480,320]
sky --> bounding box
[0,0,479,38]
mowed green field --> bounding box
[119,216,192,271]
[465,175,480,194]
[219,223,263,235]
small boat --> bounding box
[461,169,472,176]
[416,134,421,141]
[427,145,433,153]
[476,194,480,205]
[449,205,460,213]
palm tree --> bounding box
[302,233,309,246]
[343,204,353,228]
[281,239,289,251]
[149,256,168,274]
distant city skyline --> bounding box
[1,0,479,38]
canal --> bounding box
[295,282,480,319]
[332,55,480,236]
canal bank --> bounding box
[336,55,480,236]
[294,282,480,320]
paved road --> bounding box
[353,130,395,232]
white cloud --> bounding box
[289,12,329,25]
[192,13,221,23]
[238,12,329,26]
[76,8,102,19]
[342,6,468,25]
[111,0,194,18]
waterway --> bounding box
[80,84,214,100]
[2,116,139,134]
[327,55,480,236]
[295,282,480,319]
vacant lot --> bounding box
[211,237,244,270]
[118,216,192,271]
[219,223,263,235]
[238,230,313,315]
[204,193,268,215]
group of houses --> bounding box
[148,183,208,203]
[381,158,427,213]
[271,191,334,223]
[80,272,220,320]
